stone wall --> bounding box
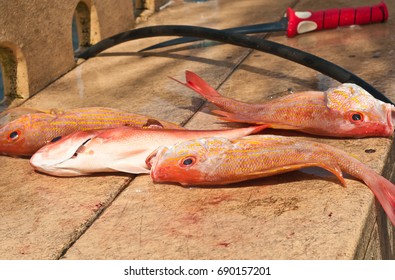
[0,0,138,108]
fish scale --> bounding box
[0,107,183,156]
[29,125,267,177]
[149,135,395,227]
[203,140,338,181]
[173,71,395,138]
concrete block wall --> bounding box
[0,0,173,109]
[134,0,170,22]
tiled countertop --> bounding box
[0,0,394,259]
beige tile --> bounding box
[64,0,394,259]
[0,155,133,259]
[2,0,394,260]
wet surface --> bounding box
[1,0,394,259]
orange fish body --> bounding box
[0,107,183,156]
[172,71,395,138]
[148,135,395,227]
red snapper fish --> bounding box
[171,71,395,138]
[147,135,395,227]
[29,125,267,176]
[0,107,183,156]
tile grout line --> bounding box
[180,0,298,127]
[57,0,303,258]
[56,175,135,259]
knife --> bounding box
[139,1,388,52]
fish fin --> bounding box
[0,107,52,125]
[315,162,346,187]
[170,71,222,100]
[172,71,256,116]
[212,109,256,123]
[222,161,345,187]
[108,160,150,174]
[142,118,165,129]
[49,109,65,115]
[0,107,49,120]
[247,124,269,134]
[212,110,275,129]
[282,162,345,186]
[1,107,49,115]
[212,109,307,131]
[107,150,150,174]
[0,112,11,126]
[362,173,395,227]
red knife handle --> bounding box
[287,1,388,37]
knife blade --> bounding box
[139,1,388,52]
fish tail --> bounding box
[171,71,256,115]
[170,70,222,99]
[360,171,395,226]
[333,148,395,226]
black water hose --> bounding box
[78,25,393,105]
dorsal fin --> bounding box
[0,107,50,126]
[142,119,165,129]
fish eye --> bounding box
[8,130,20,141]
[10,131,18,139]
[352,114,362,121]
[180,156,196,168]
[51,136,62,143]
[349,111,364,123]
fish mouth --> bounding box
[145,146,168,179]
[145,146,167,169]
[30,136,93,176]
[145,149,157,170]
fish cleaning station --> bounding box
[0,0,394,259]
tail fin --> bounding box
[362,173,395,226]
[170,71,255,117]
[170,70,222,101]
[314,141,395,227]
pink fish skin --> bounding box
[0,107,183,157]
[147,135,395,227]
[171,71,395,138]
[30,125,267,177]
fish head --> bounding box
[325,84,394,137]
[30,130,101,176]
[147,137,232,186]
[0,113,55,156]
